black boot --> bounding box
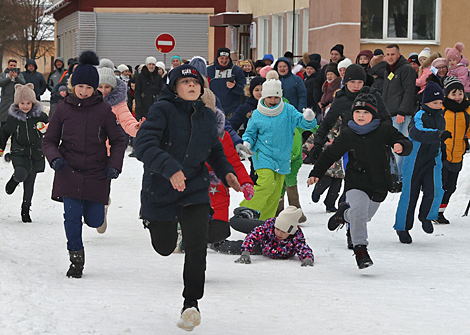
[353,245,373,269]
[346,229,353,250]
[5,175,19,195]
[396,230,412,244]
[66,249,85,278]
[327,202,349,231]
[21,202,32,223]
[432,212,450,224]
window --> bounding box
[361,0,438,42]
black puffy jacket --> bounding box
[134,66,163,120]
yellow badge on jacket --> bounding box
[388,72,395,80]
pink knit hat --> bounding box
[445,42,465,62]
[431,58,448,69]
[259,65,273,78]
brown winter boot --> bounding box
[275,196,285,217]
[66,249,85,278]
[97,197,111,234]
[286,185,307,223]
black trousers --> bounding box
[313,176,342,208]
[211,216,263,255]
[147,203,210,303]
[441,165,460,205]
[13,166,37,205]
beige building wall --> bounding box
[238,0,309,17]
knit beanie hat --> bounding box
[422,81,444,104]
[189,56,208,78]
[171,55,182,63]
[306,60,320,71]
[337,58,352,71]
[217,47,231,58]
[443,76,464,96]
[155,61,166,71]
[249,76,265,96]
[352,92,379,118]
[431,58,449,70]
[445,42,465,62]
[262,54,274,62]
[343,64,366,83]
[330,44,344,56]
[58,85,67,93]
[71,50,100,89]
[98,67,117,88]
[14,83,37,105]
[167,64,204,97]
[117,64,129,73]
[374,49,384,56]
[418,47,432,60]
[261,71,282,99]
[254,60,266,69]
[259,65,273,78]
[145,56,157,66]
[274,206,301,234]
[408,54,420,66]
[325,62,340,77]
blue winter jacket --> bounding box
[242,102,316,174]
[207,59,245,117]
[21,59,47,101]
[273,57,307,112]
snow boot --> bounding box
[66,249,85,278]
[346,229,353,250]
[233,207,260,220]
[97,198,110,234]
[286,185,307,223]
[177,301,201,331]
[432,212,450,224]
[396,230,412,244]
[5,175,19,195]
[327,202,349,231]
[421,219,434,234]
[275,196,285,217]
[353,245,373,269]
[326,206,338,213]
[21,202,32,223]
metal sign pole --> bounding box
[164,54,167,70]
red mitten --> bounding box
[241,183,254,200]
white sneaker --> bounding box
[176,307,201,332]
[97,198,110,234]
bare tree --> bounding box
[4,0,54,61]
[0,0,22,68]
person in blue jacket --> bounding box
[273,57,307,112]
[21,59,47,101]
[394,81,449,244]
[207,47,245,118]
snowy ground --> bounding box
[1,147,470,334]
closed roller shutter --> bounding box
[95,12,209,67]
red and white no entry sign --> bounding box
[155,33,176,54]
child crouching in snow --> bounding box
[239,70,317,220]
[0,83,48,222]
[308,93,412,269]
[210,206,314,266]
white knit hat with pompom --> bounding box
[261,70,283,99]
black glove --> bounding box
[105,166,120,179]
[301,258,314,267]
[51,157,67,171]
[438,130,452,141]
[234,251,251,264]
[310,145,323,163]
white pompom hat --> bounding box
[261,70,283,99]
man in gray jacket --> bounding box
[0,59,26,126]
[382,44,417,183]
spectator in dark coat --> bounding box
[369,49,387,93]
[134,56,163,121]
[273,57,307,111]
[0,59,26,125]
[21,59,47,101]
[304,59,321,114]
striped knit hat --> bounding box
[352,93,379,118]
[443,76,464,96]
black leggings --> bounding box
[13,166,37,205]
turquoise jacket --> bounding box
[242,102,316,174]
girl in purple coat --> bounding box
[42,51,126,279]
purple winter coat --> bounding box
[42,94,126,204]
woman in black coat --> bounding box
[134,62,163,120]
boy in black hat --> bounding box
[134,64,241,331]
[394,81,448,244]
[308,93,412,269]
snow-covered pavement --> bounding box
[1,149,469,334]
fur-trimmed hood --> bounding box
[8,102,43,122]
[103,78,127,107]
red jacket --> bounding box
[207,130,253,221]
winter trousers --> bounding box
[394,162,444,231]
[312,176,342,208]
[147,203,210,304]
[208,219,230,244]
[63,197,105,251]
[441,165,461,207]
[212,215,263,255]
[343,189,380,247]
[392,115,412,182]
[13,166,37,205]
[240,169,285,220]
